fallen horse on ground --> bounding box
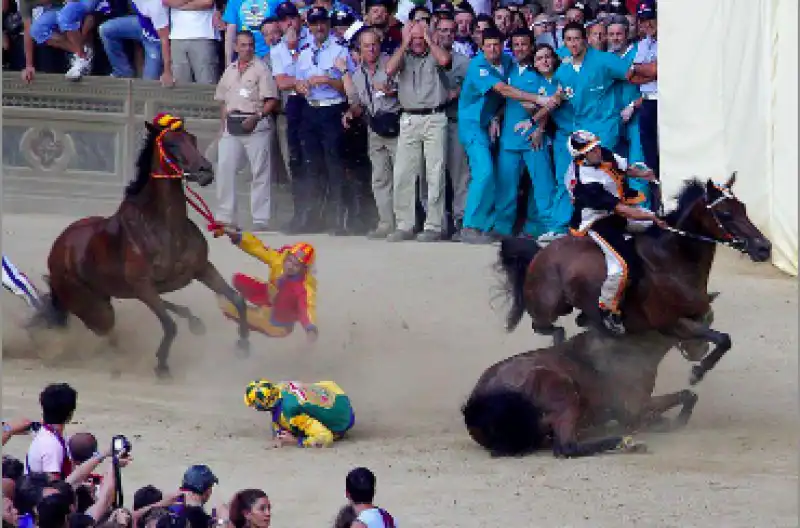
[462,330,698,458]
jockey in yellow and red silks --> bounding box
[216,226,318,342]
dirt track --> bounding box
[2,212,798,527]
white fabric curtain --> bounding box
[659,0,798,276]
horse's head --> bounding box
[687,173,772,262]
[146,113,214,187]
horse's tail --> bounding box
[495,237,542,332]
[461,388,547,457]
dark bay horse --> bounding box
[462,330,698,458]
[34,114,249,376]
[496,174,771,385]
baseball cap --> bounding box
[180,465,218,494]
[275,1,300,19]
[454,1,474,14]
[432,0,454,15]
[307,5,330,23]
[365,0,392,8]
[331,8,355,27]
[636,0,656,19]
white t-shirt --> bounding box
[25,428,66,475]
[133,0,170,30]
[170,8,218,40]
[356,508,397,528]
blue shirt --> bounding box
[552,47,634,145]
[500,65,557,151]
[457,52,513,143]
[612,43,641,110]
[296,36,349,102]
[633,35,657,95]
[222,0,282,58]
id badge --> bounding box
[239,88,251,98]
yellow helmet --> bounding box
[244,379,281,411]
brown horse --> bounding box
[496,174,771,385]
[33,115,250,377]
[461,330,698,458]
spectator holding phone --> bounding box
[2,418,34,446]
[25,383,78,480]
[175,465,218,528]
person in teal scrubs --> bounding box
[496,37,564,239]
[607,15,651,208]
[457,27,561,244]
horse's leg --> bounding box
[134,286,179,377]
[673,317,731,385]
[195,262,250,357]
[550,406,645,457]
[163,300,207,336]
[635,390,699,433]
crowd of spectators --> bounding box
[2,0,659,245]
[3,383,397,528]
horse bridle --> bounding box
[663,185,747,251]
[152,128,187,180]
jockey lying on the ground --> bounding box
[564,130,665,336]
[2,254,42,310]
[216,226,318,341]
[244,379,355,448]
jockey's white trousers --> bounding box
[587,231,628,314]
[2,255,41,308]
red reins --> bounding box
[152,129,224,236]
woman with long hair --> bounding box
[228,490,271,528]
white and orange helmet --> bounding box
[567,130,601,158]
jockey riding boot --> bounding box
[600,308,626,336]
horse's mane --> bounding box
[665,178,706,226]
[642,178,707,240]
[124,125,159,198]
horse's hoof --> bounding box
[188,317,207,336]
[236,339,251,358]
[619,436,648,454]
[689,365,705,386]
[154,365,172,379]
[575,312,589,327]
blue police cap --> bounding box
[307,5,330,23]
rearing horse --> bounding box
[497,174,772,385]
[35,114,250,376]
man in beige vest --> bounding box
[341,28,402,240]
[214,31,279,230]
[385,20,452,242]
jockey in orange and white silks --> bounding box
[2,255,42,310]
[564,130,665,335]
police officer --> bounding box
[271,2,312,233]
[295,6,351,235]
[333,8,373,235]
[632,0,659,208]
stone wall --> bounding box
[2,73,290,224]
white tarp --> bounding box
[659,0,798,276]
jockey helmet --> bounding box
[244,379,281,411]
[567,130,601,158]
[283,242,315,267]
[153,113,184,131]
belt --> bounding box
[642,93,658,100]
[308,98,346,108]
[403,104,448,116]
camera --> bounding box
[27,421,41,433]
[111,435,132,457]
